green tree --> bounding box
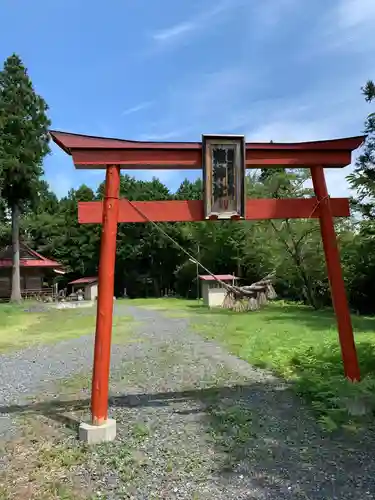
[248,169,326,307]
[347,80,375,218]
[25,184,100,294]
[54,185,99,278]
[259,167,286,183]
[175,178,202,200]
[344,80,375,312]
[0,54,51,301]
[98,174,182,297]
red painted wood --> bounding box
[91,165,120,425]
[78,198,350,224]
[50,130,364,153]
[310,166,360,381]
[70,148,353,169]
[0,259,61,268]
[49,130,364,170]
[72,148,201,168]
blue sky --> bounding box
[1,0,374,198]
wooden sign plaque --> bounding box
[202,134,246,220]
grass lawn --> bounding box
[130,298,375,431]
[0,303,133,353]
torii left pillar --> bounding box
[78,165,120,444]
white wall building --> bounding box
[199,274,238,308]
[69,277,98,301]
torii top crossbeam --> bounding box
[49,129,364,433]
[50,131,364,224]
[51,130,363,170]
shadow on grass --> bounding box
[262,304,375,334]
[2,379,375,498]
[133,302,375,342]
[143,300,375,334]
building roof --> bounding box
[68,277,98,285]
[0,243,63,268]
[199,274,239,281]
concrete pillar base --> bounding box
[79,418,116,444]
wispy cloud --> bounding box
[308,0,375,54]
[247,115,360,198]
[150,0,300,50]
[249,0,299,29]
[336,0,375,29]
[152,22,195,42]
[246,77,367,141]
[121,101,153,116]
[244,81,369,197]
[138,65,255,140]
[150,0,242,48]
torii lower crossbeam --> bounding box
[78,197,350,223]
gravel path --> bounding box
[0,307,137,437]
[2,304,375,499]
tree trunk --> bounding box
[10,203,22,302]
[153,276,160,297]
[297,261,319,309]
[286,224,319,309]
[270,219,319,309]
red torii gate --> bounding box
[50,130,363,435]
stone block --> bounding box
[79,418,116,444]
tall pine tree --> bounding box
[347,80,375,218]
[0,54,51,301]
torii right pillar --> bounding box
[310,166,360,381]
